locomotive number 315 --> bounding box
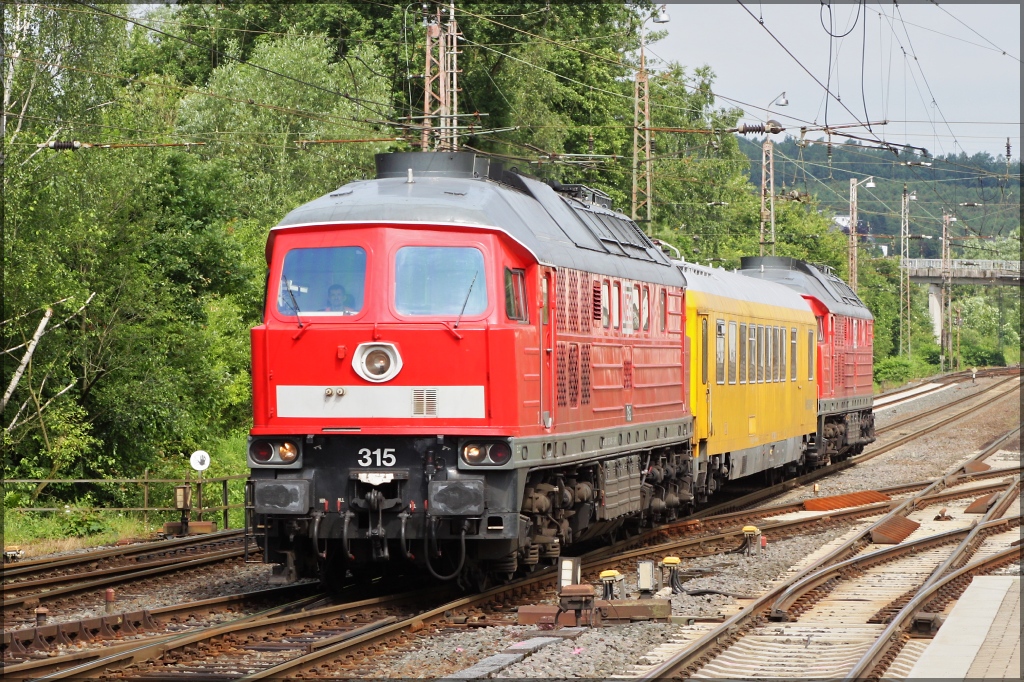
[357,448,397,467]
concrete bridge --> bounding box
[902,259,1021,344]
[904,258,1021,286]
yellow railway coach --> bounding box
[680,262,818,502]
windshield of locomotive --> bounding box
[395,246,487,316]
[276,246,367,317]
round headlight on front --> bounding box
[250,440,273,463]
[488,442,512,465]
[352,343,403,383]
[462,443,487,465]
[278,441,299,463]
[364,349,392,377]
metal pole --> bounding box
[143,468,149,529]
[222,479,229,530]
[849,179,858,292]
[900,184,910,357]
[767,140,775,255]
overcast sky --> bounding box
[649,2,1020,159]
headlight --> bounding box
[462,443,487,465]
[364,349,392,377]
[250,440,273,463]
[461,441,512,466]
[352,343,403,383]
[278,441,299,462]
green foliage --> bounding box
[874,356,913,385]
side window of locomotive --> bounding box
[816,316,825,342]
[807,329,815,380]
[739,323,747,384]
[852,319,858,349]
[715,320,725,385]
[659,289,667,332]
[728,321,737,384]
[611,282,621,329]
[641,287,650,331]
[504,268,528,322]
[790,327,798,381]
[632,284,641,332]
[601,281,610,327]
[277,246,367,317]
[395,246,487,316]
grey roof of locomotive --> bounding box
[737,256,874,320]
[272,152,687,288]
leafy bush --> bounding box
[57,506,109,538]
[874,356,913,385]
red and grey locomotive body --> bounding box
[247,152,693,584]
[738,257,876,465]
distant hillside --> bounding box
[739,135,1020,260]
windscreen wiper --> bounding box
[453,271,479,329]
[285,281,304,328]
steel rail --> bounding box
[2,529,246,578]
[634,447,1016,680]
[24,587,446,681]
[846,536,1023,680]
[1,585,324,679]
[2,548,245,609]
[875,373,1019,435]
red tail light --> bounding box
[488,442,512,465]
[251,440,274,462]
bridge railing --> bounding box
[901,258,1020,272]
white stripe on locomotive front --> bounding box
[276,385,485,419]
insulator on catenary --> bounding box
[736,120,784,135]
[40,140,83,151]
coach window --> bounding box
[766,326,773,383]
[641,287,650,331]
[756,325,764,383]
[776,327,783,382]
[739,323,747,384]
[728,321,737,384]
[601,281,610,328]
[807,329,815,380]
[612,282,621,329]
[790,328,797,381]
[715,320,726,384]
[748,324,756,383]
[277,245,367,318]
[659,290,667,332]
[701,318,709,385]
[504,268,528,322]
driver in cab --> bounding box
[325,284,356,314]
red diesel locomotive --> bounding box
[246,151,874,586]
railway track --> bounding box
[3,531,253,618]
[623,435,1021,679]
[5,373,1016,679]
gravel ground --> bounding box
[497,621,681,679]
[989,562,1021,576]
[770,379,1020,507]
[872,377,997,427]
[374,625,535,678]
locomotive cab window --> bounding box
[277,246,367,317]
[504,268,528,322]
[395,246,487,316]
